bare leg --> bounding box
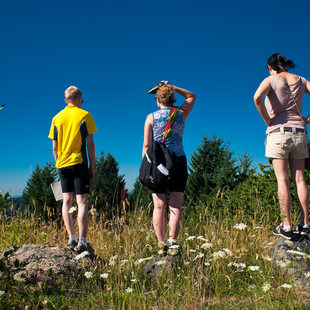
[76,194,89,239]
[152,193,167,242]
[272,159,291,226]
[62,192,75,236]
[289,158,309,226]
[168,192,184,241]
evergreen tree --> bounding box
[186,135,238,202]
[236,148,256,183]
[130,178,152,211]
[21,162,59,220]
[89,152,125,217]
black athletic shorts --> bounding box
[153,156,188,194]
[59,164,90,195]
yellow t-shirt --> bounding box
[48,106,97,168]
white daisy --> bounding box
[262,282,271,292]
[212,250,226,259]
[186,236,196,241]
[247,266,260,271]
[125,287,133,293]
[68,206,77,214]
[280,283,292,289]
[201,242,213,250]
[84,271,93,279]
[100,273,109,279]
[233,223,247,230]
[197,236,208,242]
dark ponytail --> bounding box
[267,53,296,73]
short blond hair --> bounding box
[65,86,82,101]
[156,84,176,107]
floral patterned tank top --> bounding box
[152,108,185,157]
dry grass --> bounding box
[0,205,308,309]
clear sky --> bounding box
[1,0,310,196]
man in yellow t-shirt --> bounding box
[49,86,97,253]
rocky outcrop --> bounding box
[144,255,181,280]
[0,244,97,284]
[271,236,310,291]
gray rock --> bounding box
[144,255,181,280]
[0,244,98,284]
[271,236,310,291]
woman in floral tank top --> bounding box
[142,81,195,255]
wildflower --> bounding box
[111,255,118,260]
[287,250,305,256]
[186,236,196,241]
[255,226,262,229]
[248,266,260,271]
[305,272,310,279]
[125,287,133,293]
[68,206,77,214]
[120,259,129,266]
[189,249,196,253]
[276,261,288,268]
[131,279,138,283]
[135,257,153,265]
[0,291,4,297]
[109,259,116,266]
[193,252,204,260]
[233,223,247,230]
[42,299,48,305]
[170,244,180,249]
[255,254,259,260]
[262,282,271,292]
[89,207,97,216]
[266,242,274,245]
[223,248,232,256]
[280,283,292,289]
[227,262,246,269]
[201,242,213,250]
[84,271,93,279]
[212,250,226,259]
[262,255,272,261]
[25,306,30,310]
[204,262,211,266]
[100,273,109,279]
[155,260,167,266]
[197,236,208,242]
[75,251,90,260]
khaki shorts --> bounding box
[265,128,309,159]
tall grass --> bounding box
[0,199,309,310]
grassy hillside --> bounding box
[0,203,309,309]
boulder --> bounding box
[271,236,310,291]
[0,244,98,284]
[144,254,181,280]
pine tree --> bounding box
[89,152,125,218]
[186,135,238,202]
[130,178,152,211]
[21,162,59,220]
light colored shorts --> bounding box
[265,127,309,159]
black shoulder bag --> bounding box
[139,107,179,191]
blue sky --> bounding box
[1,0,310,196]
